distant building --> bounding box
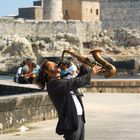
[33,0,42,6]
[18,7,43,20]
[61,0,100,22]
[18,0,43,20]
[18,0,100,22]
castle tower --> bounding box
[43,0,63,20]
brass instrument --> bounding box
[61,49,116,78]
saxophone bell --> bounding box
[90,49,116,78]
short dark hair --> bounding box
[62,59,70,66]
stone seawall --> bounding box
[0,92,57,134]
[0,19,101,42]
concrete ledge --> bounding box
[0,84,43,96]
[83,79,140,93]
[0,79,43,96]
[0,92,57,134]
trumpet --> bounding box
[60,49,116,78]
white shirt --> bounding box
[70,91,83,115]
[15,67,23,82]
[65,69,83,115]
[66,64,78,79]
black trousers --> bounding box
[63,115,85,140]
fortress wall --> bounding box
[100,0,140,29]
[0,19,101,41]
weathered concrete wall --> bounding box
[0,84,42,96]
[0,92,57,134]
[0,19,101,42]
[100,0,140,29]
[83,79,140,93]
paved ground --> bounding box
[1,93,140,140]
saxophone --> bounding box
[60,49,116,78]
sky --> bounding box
[0,0,34,17]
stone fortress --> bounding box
[18,0,100,22]
[17,0,140,29]
[0,0,140,75]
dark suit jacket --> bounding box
[47,68,91,135]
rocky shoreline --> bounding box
[0,27,139,75]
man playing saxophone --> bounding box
[37,57,102,140]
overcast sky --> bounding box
[0,0,34,17]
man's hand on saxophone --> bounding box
[92,65,104,77]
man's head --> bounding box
[36,59,61,89]
[32,61,37,68]
[26,58,32,65]
[45,61,61,78]
[61,59,69,69]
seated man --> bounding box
[14,60,28,83]
[14,65,23,83]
